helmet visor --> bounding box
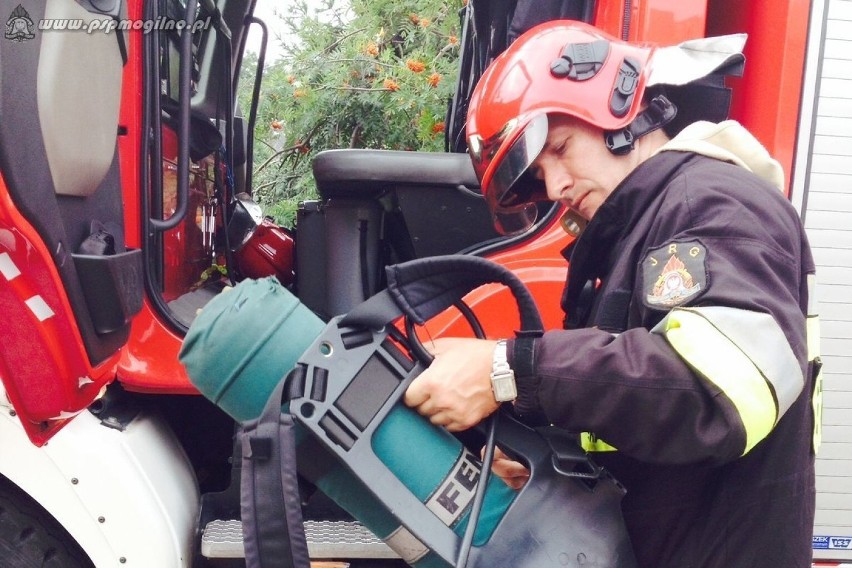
[486,114,549,235]
[492,203,541,236]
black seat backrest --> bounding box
[297,149,505,319]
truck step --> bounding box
[201,519,400,560]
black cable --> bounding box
[244,16,268,193]
[456,414,497,568]
[222,32,235,187]
[220,29,237,285]
[405,315,434,364]
[403,299,485,365]
[452,300,485,338]
[452,299,496,568]
[401,296,497,568]
[446,3,472,153]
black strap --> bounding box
[563,279,597,329]
[341,255,544,334]
[239,376,311,568]
[595,289,632,333]
[604,94,678,155]
[537,427,604,481]
[511,333,538,389]
[240,255,544,568]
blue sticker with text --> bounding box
[813,535,852,550]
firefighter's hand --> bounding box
[404,337,499,432]
[486,447,530,490]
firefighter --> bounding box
[404,21,820,567]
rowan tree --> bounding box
[238,0,463,226]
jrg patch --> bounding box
[642,241,707,309]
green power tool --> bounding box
[180,254,637,568]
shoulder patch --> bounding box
[642,241,707,309]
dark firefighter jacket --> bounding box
[508,121,820,568]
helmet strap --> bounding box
[604,94,678,155]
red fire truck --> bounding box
[0,0,849,565]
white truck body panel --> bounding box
[794,0,852,560]
[0,387,199,567]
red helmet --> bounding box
[467,20,744,235]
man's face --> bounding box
[529,114,637,221]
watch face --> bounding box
[491,340,517,401]
[492,372,518,402]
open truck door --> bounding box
[0,0,141,446]
[0,0,258,441]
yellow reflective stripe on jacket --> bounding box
[811,355,823,454]
[807,272,822,453]
[807,314,820,362]
[669,307,804,417]
[580,432,617,452]
[652,308,785,455]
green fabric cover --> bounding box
[179,277,514,565]
[179,277,325,422]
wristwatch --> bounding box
[490,339,517,402]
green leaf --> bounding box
[238,0,462,226]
